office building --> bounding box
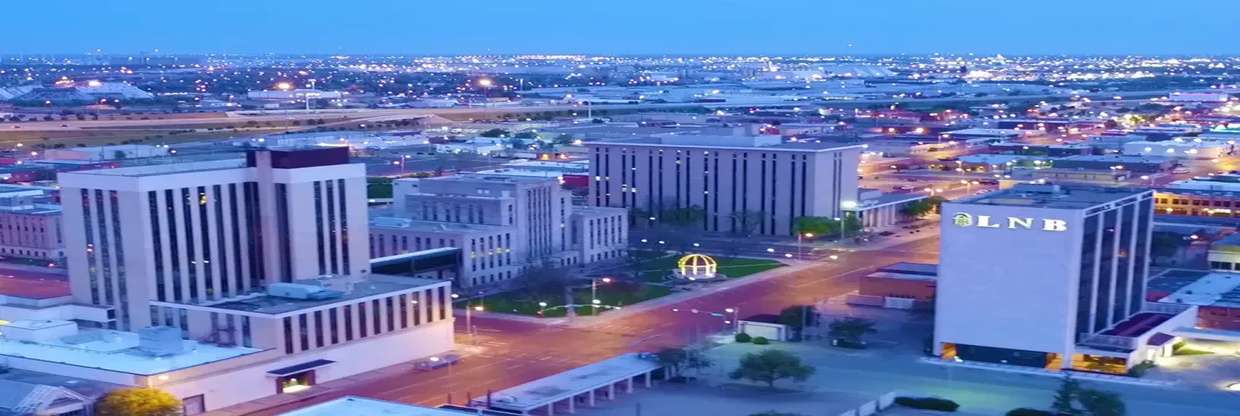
[59,147,369,331]
[934,184,1191,374]
[384,174,627,287]
[0,185,63,262]
[0,147,456,414]
[586,135,861,236]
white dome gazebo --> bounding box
[675,254,721,280]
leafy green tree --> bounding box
[900,196,946,218]
[96,387,182,416]
[519,263,573,297]
[827,317,877,345]
[1051,374,1082,415]
[729,349,815,388]
[1078,389,1125,416]
[793,215,861,238]
[655,347,711,378]
[778,305,817,340]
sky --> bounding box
[2,0,1238,56]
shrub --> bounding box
[1006,408,1054,416]
[752,336,770,345]
[1127,361,1156,377]
[735,332,752,343]
[894,396,959,412]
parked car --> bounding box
[414,353,461,371]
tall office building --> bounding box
[59,147,368,330]
[586,135,861,236]
[934,184,1169,373]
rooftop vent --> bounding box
[267,282,344,300]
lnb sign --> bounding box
[952,212,1067,232]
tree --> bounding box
[519,263,573,296]
[1051,374,1082,415]
[729,349,815,388]
[827,317,876,346]
[655,347,711,378]
[1078,389,1125,416]
[778,305,817,340]
[900,196,946,219]
[793,215,861,239]
[728,210,764,237]
[96,387,182,416]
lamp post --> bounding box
[725,307,739,333]
[797,233,813,260]
[591,277,611,313]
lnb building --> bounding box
[585,135,861,236]
[934,183,1190,374]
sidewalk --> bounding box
[917,357,1177,387]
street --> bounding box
[225,236,940,415]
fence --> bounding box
[837,391,896,416]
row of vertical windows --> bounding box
[280,288,445,354]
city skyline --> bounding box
[3,0,1240,56]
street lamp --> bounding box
[725,307,739,333]
[797,232,814,260]
[538,301,548,315]
[591,277,612,313]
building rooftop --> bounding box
[588,135,862,152]
[1156,272,1240,308]
[955,184,1149,210]
[194,274,444,316]
[0,326,263,376]
[1055,154,1173,164]
[482,353,660,412]
[866,262,938,281]
[1214,232,1240,248]
[279,396,473,416]
[370,217,509,234]
[63,158,245,177]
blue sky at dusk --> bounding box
[3,0,1237,55]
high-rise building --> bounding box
[586,135,861,236]
[59,147,368,330]
[934,184,1184,374]
[2,147,457,413]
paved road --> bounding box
[231,236,939,415]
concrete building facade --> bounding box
[58,147,369,331]
[586,135,861,236]
[934,184,1173,374]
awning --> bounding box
[266,359,335,376]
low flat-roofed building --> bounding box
[1148,269,1240,332]
[846,190,928,229]
[1208,233,1240,272]
[851,262,937,310]
[1052,154,1174,173]
[0,272,456,414]
[1153,188,1240,218]
[473,353,661,415]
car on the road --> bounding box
[878,231,895,237]
[414,353,461,371]
[1172,166,1191,174]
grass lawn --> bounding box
[630,254,784,282]
[466,283,672,317]
[470,255,784,317]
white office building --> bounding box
[935,184,1196,374]
[0,147,456,414]
[586,135,861,236]
[58,148,369,331]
